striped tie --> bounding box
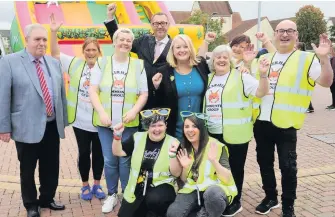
[34,59,53,117]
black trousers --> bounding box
[15,121,60,209]
[253,120,297,206]
[209,133,249,204]
[118,184,176,217]
[330,82,335,106]
[73,127,104,182]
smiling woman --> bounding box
[110,110,180,217]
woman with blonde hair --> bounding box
[152,32,216,141]
[89,27,148,213]
[50,14,105,201]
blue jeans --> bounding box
[98,126,138,195]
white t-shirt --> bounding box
[258,52,321,121]
[60,53,99,132]
[205,72,259,134]
[90,56,148,127]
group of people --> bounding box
[0,3,334,217]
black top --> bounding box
[123,135,164,196]
[105,20,171,109]
[155,57,211,137]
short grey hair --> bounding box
[112,28,135,44]
[24,23,47,38]
[208,45,235,72]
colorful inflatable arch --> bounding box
[10,1,205,57]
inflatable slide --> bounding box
[10,1,204,57]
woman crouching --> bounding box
[167,113,237,217]
[112,108,180,217]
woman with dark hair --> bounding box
[167,113,237,217]
[111,108,180,217]
[296,42,314,113]
[230,33,275,71]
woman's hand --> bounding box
[242,44,257,64]
[259,58,270,76]
[113,122,124,135]
[169,140,180,154]
[177,149,193,169]
[123,109,137,124]
[99,111,112,127]
[208,141,218,163]
[50,13,63,32]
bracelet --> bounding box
[260,74,268,78]
[168,151,177,158]
[204,40,210,45]
[113,135,121,140]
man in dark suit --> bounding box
[0,24,68,217]
[104,3,171,109]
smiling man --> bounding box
[104,3,172,110]
[0,24,68,217]
[252,20,334,217]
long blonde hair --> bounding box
[166,34,200,67]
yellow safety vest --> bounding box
[252,50,316,129]
[123,132,178,203]
[204,69,253,144]
[178,137,238,205]
[66,57,104,124]
[93,56,144,127]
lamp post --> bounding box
[257,1,262,50]
[206,12,218,32]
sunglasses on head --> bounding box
[180,111,209,121]
[140,108,171,119]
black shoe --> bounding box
[40,202,65,210]
[281,206,296,217]
[27,206,40,217]
[306,109,314,113]
[255,197,280,215]
[222,201,243,216]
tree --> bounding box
[329,25,335,43]
[180,10,227,51]
[295,5,327,50]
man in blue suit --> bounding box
[0,24,68,217]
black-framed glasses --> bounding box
[151,22,168,27]
[275,29,297,35]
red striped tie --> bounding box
[34,59,53,117]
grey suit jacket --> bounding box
[0,50,68,143]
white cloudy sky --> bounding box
[0,1,334,29]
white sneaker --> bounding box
[102,193,117,213]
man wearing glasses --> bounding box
[252,20,333,217]
[104,3,171,110]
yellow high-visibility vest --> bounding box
[252,50,316,129]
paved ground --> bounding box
[0,85,335,217]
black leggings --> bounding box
[73,127,104,182]
[118,184,176,217]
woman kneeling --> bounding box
[112,108,180,217]
[167,113,237,217]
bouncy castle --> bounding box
[10,1,204,57]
